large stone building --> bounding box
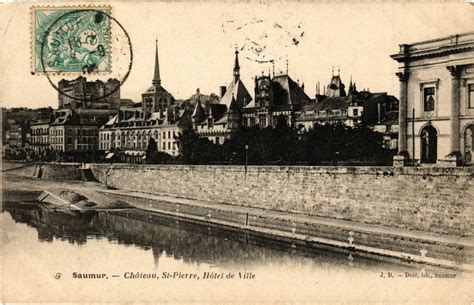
[192,51,399,150]
[192,49,312,144]
[242,72,311,128]
[392,32,474,166]
[58,77,121,110]
[99,41,192,161]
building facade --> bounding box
[7,122,30,149]
[294,74,399,150]
[242,73,311,128]
[99,108,190,160]
[49,110,99,160]
[392,32,474,166]
[30,119,52,154]
[99,41,192,161]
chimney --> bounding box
[220,86,227,98]
[196,88,200,95]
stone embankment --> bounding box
[89,164,473,270]
[90,164,473,236]
[3,161,473,269]
[2,161,93,181]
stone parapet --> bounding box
[90,164,473,237]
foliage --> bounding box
[179,122,393,166]
[146,137,174,164]
[222,118,303,165]
[178,130,223,164]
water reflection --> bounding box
[2,201,420,272]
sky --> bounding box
[1,2,473,109]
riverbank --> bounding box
[1,170,121,209]
[2,161,473,271]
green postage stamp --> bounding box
[32,6,111,73]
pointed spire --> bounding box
[233,49,240,81]
[152,39,161,86]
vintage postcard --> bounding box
[1,1,473,304]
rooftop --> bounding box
[391,32,474,62]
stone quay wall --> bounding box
[2,162,82,180]
[89,164,473,237]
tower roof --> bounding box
[152,39,161,86]
[234,50,240,71]
[220,79,252,109]
[271,74,311,106]
[233,50,240,82]
[221,49,252,109]
[327,75,346,97]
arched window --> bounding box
[420,125,437,164]
[142,131,147,148]
[464,125,474,164]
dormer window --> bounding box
[208,118,214,128]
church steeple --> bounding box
[152,39,161,86]
[233,50,240,82]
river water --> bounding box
[1,201,471,303]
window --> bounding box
[469,84,474,109]
[353,109,359,116]
[423,87,435,112]
[250,118,255,127]
[216,137,220,145]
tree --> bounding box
[146,137,174,164]
[146,137,158,163]
[178,130,223,164]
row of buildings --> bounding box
[4,32,473,166]
[94,42,400,162]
